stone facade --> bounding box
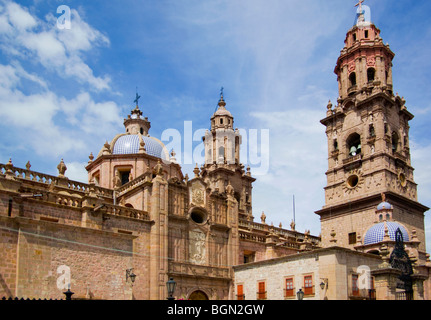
[1,5,429,301]
[0,96,319,300]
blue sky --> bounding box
[0,0,430,250]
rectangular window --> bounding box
[364,30,369,38]
[243,251,255,264]
[304,275,314,295]
[120,170,131,185]
[348,232,357,245]
[257,281,266,300]
[237,284,244,300]
[285,277,294,298]
[352,274,359,296]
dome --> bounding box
[377,201,393,211]
[213,105,232,117]
[112,134,168,160]
[363,221,409,245]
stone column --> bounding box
[149,162,169,300]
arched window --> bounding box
[349,72,357,87]
[367,68,376,82]
[347,133,361,156]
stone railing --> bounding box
[239,231,266,243]
[116,173,151,197]
[238,219,320,245]
[0,162,113,199]
[102,203,151,222]
[343,154,362,165]
[169,261,231,279]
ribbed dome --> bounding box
[112,134,168,160]
[363,222,409,245]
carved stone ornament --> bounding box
[189,180,206,207]
[189,229,206,265]
[57,159,67,178]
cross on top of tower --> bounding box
[355,0,364,13]
[134,89,141,107]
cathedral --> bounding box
[0,4,429,300]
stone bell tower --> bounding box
[200,90,255,221]
[316,4,429,251]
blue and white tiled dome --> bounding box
[363,221,409,245]
[377,201,393,211]
[112,134,168,160]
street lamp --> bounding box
[320,278,328,291]
[296,288,304,300]
[126,268,136,286]
[166,278,177,300]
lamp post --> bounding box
[296,288,304,300]
[166,278,177,300]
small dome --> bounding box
[377,201,393,211]
[363,222,409,245]
[112,134,168,160]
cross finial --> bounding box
[134,87,141,107]
[220,87,224,99]
[355,0,364,13]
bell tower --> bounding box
[200,89,255,221]
[316,3,429,251]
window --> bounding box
[367,68,375,82]
[369,124,375,137]
[352,274,359,297]
[392,132,399,152]
[257,282,266,300]
[220,118,223,124]
[244,253,254,263]
[348,232,357,245]
[140,127,144,135]
[237,285,245,300]
[347,133,361,156]
[333,139,339,151]
[120,170,131,185]
[364,30,369,38]
[285,278,295,298]
[353,33,357,41]
[349,72,357,87]
[304,275,314,295]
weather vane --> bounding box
[134,87,141,107]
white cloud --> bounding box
[4,1,37,31]
[0,0,111,91]
[63,161,89,183]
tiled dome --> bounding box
[377,201,393,211]
[363,222,409,245]
[112,134,168,160]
